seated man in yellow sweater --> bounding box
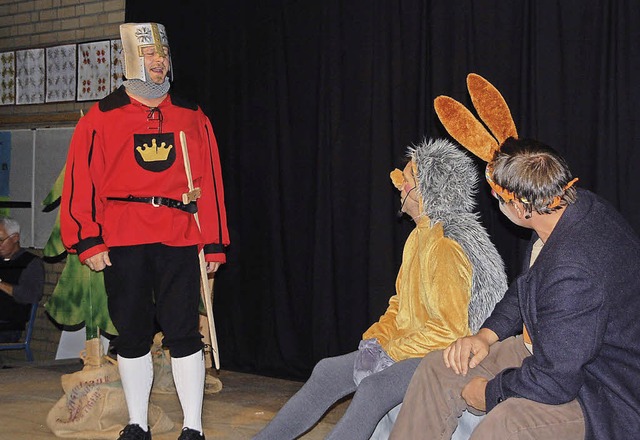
[253,138,507,440]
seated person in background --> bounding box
[390,138,640,440]
[253,138,507,440]
[0,217,45,343]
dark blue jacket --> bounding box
[483,188,640,440]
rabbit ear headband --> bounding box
[434,73,518,163]
[434,73,577,206]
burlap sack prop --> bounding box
[204,365,223,394]
[46,361,173,438]
[151,333,176,395]
[152,330,222,395]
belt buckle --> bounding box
[151,196,161,208]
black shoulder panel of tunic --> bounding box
[99,86,131,112]
[171,93,199,111]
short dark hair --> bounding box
[491,137,577,215]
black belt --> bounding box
[107,196,197,214]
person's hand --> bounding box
[84,251,111,272]
[206,261,221,273]
[443,328,498,375]
[462,377,488,411]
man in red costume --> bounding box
[61,22,229,440]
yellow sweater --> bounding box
[362,216,472,361]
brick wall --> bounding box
[0,0,125,364]
[0,0,126,130]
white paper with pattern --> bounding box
[16,48,45,105]
[46,44,77,102]
[77,41,111,101]
[0,51,15,105]
[110,39,124,91]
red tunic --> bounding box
[61,87,229,263]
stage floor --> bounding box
[0,359,349,439]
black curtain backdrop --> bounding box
[126,1,640,379]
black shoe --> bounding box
[117,424,152,440]
[177,427,205,440]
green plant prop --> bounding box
[43,166,116,367]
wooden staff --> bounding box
[179,130,221,370]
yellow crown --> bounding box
[136,138,173,162]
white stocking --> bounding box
[171,350,205,433]
[117,352,153,431]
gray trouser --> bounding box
[253,351,420,440]
[390,336,585,440]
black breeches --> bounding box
[103,243,203,358]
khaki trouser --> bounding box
[390,336,585,440]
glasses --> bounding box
[0,233,16,243]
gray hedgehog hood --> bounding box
[408,138,478,224]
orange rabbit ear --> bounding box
[434,95,500,162]
[467,73,518,145]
